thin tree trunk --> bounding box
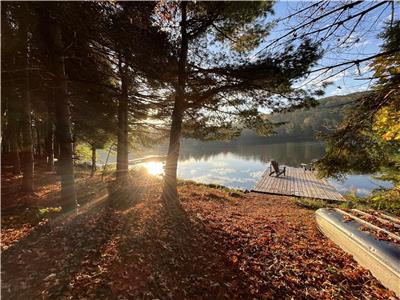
[54,136,60,160]
[49,21,77,211]
[45,95,55,171]
[45,124,55,170]
[8,103,21,175]
[116,55,129,182]
[91,145,96,177]
[2,102,11,155]
[161,2,188,210]
[102,143,115,181]
[21,32,34,193]
[1,133,10,154]
[36,121,42,158]
[72,134,77,167]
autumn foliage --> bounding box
[1,168,396,299]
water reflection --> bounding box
[178,152,265,189]
[174,141,391,196]
[177,142,326,166]
[99,141,392,197]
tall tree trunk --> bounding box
[21,32,34,193]
[116,55,129,182]
[49,21,77,211]
[2,101,10,155]
[72,134,77,167]
[1,132,10,154]
[91,145,96,177]
[8,102,21,175]
[161,2,188,210]
[45,94,55,171]
[36,121,42,158]
[54,136,60,160]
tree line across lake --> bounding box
[236,92,367,144]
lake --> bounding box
[99,141,392,197]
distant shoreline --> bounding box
[180,137,323,147]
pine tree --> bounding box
[155,2,321,211]
[317,21,400,180]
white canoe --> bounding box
[316,208,400,297]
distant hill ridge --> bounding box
[237,91,369,144]
[180,91,369,147]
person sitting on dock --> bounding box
[269,160,286,177]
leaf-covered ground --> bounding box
[1,168,398,299]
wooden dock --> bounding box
[252,166,344,201]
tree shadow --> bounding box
[2,174,393,299]
[99,200,256,299]
[1,175,109,251]
[1,197,117,299]
[1,171,154,299]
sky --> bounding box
[254,0,399,98]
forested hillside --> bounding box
[237,92,368,144]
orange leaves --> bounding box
[231,255,239,264]
[154,0,178,22]
[1,174,397,299]
[182,191,397,299]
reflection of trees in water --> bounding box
[98,141,326,167]
[176,141,325,167]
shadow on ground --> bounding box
[1,170,396,299]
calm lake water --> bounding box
[99,141,391,197]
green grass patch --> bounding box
[293,192,400,216]
[343,189,400,215]
[293,197,337,210]
[38,206,62,215]
[178,180,243,194]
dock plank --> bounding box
[252,166,344,201]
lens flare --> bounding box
[143,161,164,175]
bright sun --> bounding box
[143,161,164,176]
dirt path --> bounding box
[1,174,397,299]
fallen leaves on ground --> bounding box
[1,169,398,299]
[352,211,400,236]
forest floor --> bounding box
[1,165,398,299]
